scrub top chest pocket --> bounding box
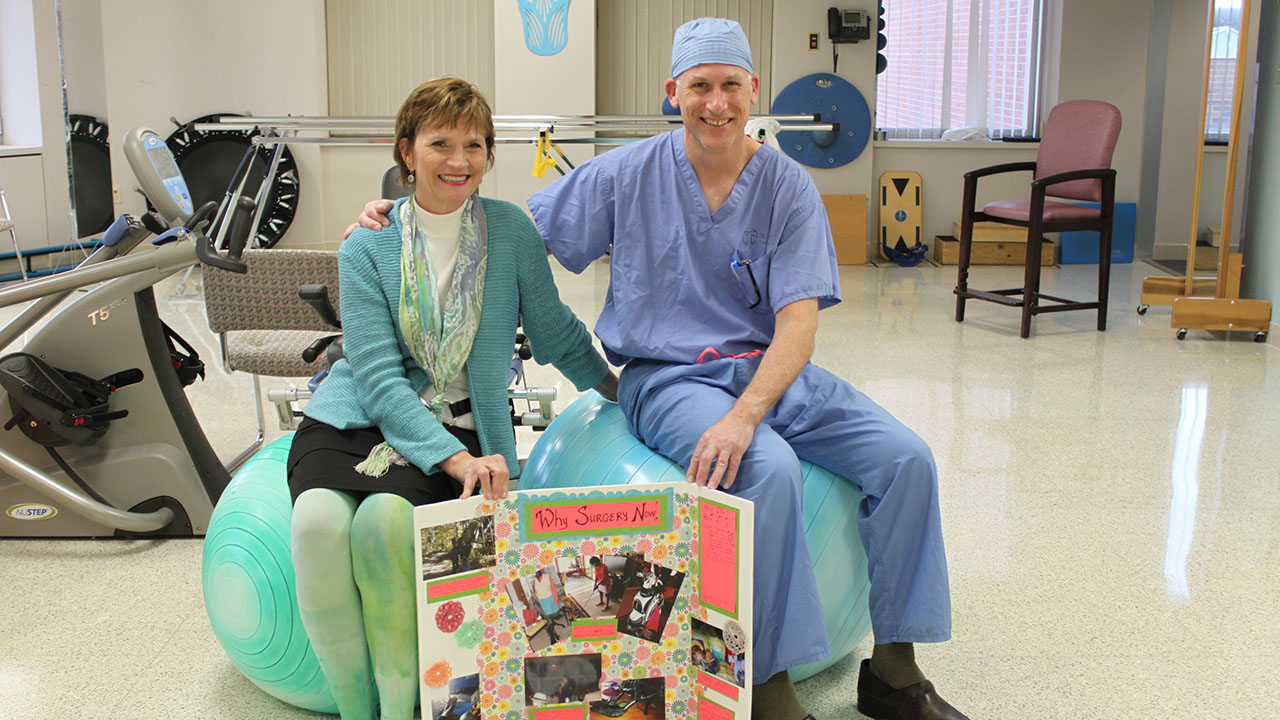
[730,228,771,311]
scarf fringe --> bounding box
[354,442,409,477]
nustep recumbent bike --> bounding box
[0,127,253,538]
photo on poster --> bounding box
[552,554,630,620]
[589,676,666,719]
[691,618,746,688]
[505,563,589,652]
[615,557,685,643]
[525,653,604,707]
[428,673,480,720]
[421,515,496,581]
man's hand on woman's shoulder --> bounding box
[343,198,396,239]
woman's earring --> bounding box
[407,171,415,183]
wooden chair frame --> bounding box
[954,162,1118,338]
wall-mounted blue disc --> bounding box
[772,73,871,169]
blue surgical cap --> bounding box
[670,17,753,80]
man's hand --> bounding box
[343,198,395,239]
[440,451,510,500]
[686,299,819,492]
[687,412,756,490]
[595,370,620,403]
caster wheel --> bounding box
[1255,332,1267,343]
[1176,329,1188,340]
[1136,304,1148,315]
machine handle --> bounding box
[225,196,256,262]
[193,199,249,275]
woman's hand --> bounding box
[343,199,395,239]
[595,370,620,403]
[441,451,510,500]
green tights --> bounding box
[291,489,418,720]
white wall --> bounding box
[27,0,1274,278]
[33,0,73,247]
[1241,0,1280,309]
[771,0,878,243]
[0,0,42,147]
[489,0,596,208]
[0,0,49,254]
[60,0,109,121]
[97,0,328,248]
[1149,0,1260,261]
[1055,0,1153,208]
[764,0,1161,256]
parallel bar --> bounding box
[213,113,820,124]
[198,121,836,133]
[0,241,195,309]
[250,136,646,146]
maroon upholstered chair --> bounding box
[954,100,1122,338]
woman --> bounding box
[589,555,611,608]
[289,77,616,720]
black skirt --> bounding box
[286,416,479,506]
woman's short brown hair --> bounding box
[393,77,496,186]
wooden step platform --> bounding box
[933,235,1054,266]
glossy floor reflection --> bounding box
[0,259,1276,719]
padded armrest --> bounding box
[1030,167,1116,189]
[963,161,1037,181]
[298,284,341,330]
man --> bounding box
[527,19,964,720]
[354,18,965,720]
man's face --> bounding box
[665,64,760,156]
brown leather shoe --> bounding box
[856,659,969,720]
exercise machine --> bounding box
[0,127,251,538]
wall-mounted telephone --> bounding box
[828,7,871,43]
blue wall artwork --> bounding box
[519,0,571,56]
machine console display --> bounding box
[123,128,194,223]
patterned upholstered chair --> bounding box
[953,100,1122,338]
[202,248,340,468]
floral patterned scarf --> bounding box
[356,195,488,477]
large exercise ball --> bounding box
[202,434,337,713]
[520,392,872,682]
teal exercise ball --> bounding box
[202,434,338,713]
[520,392,872,682]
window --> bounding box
[1205,1,1243,142]
[875,0,1045,139]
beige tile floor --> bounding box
[1,257,1277,719]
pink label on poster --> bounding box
[697,670,739,700]
[698,499,739,616]
[571,619,617,641]
[425,570,488,602]
[528,705,587,720]
[526,498,666,537]
[697,695,735,720]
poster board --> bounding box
[415,483,754,720]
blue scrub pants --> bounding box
[618,356,952,680]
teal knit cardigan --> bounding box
[304,196,609,479]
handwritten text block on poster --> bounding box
[697,670,740,700]
[698,498,740,618]
[519,490,672,542]
[528,705,587,720]
[571,619,618,641]
[697,695,735,720]
[425,569,488,603]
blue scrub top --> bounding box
[528,129,841,366]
